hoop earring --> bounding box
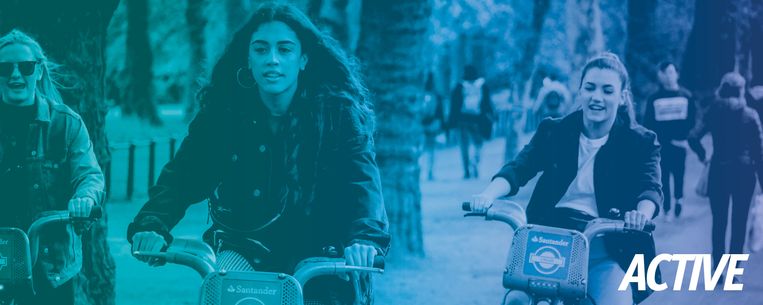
[236,67,256,89]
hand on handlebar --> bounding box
[344,243,377,268]
[469,193,494,214]
[132,231,168,266]
[624,210,649,231]
[68,197,95,217]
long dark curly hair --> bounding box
[198,1,374,135]
[197,2,376,221]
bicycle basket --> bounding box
[199,271,303,305]
[0,228,33,296]
[503,224,588,299]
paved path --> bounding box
[374,137,763,305]
[106,136,763,304]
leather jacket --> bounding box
[127,95,390,271]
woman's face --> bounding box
[249,21,308,99]
[578,68,624,125]
[0,43,40,106]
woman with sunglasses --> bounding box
[127,3,389,304]
[0,30,104,304]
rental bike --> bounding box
[462,200,654,305]
[0,207,102,304]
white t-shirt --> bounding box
[555,133,610,217]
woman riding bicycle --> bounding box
[470,53,662,305]
[127,3,389,304]
[0,30,104,305]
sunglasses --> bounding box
[0,61,39,77]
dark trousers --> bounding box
[423,133,437,179]
[660,144,686,212]
[459,122,484,178]
[708,163,755,267]
[16,279,73,305]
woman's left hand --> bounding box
[344,243,378,267]
[624,210,649,231]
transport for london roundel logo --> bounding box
[523,231,572,280]
[529,246,565,274]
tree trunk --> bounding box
[503,0,549,154]
[599,0,628,57]
[0,1,119,304]
[357,0,432,257]
[566,0,605,86]
[185,0,208,119]
[682,0,736,96]
[124,0,160,124]
[626,0,695,119]
[752,0,763,86]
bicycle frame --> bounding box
[463,200,654,305]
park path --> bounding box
[374,137,763,305]
[105,136,763,304]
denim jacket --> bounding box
[0,98,104,289]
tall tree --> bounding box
[357,0,432,256]
[0,0,119,304]
[124,0,160,124]
[185,0,208,118]
[752,0,763,86]
[566,0,605,85]
[308,0,362,54]
[682,0,736,98]
[502,0,550,159]
[626,0,695,118]
[599,0,628,57]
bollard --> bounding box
[169,138,177,160]
[148,140,156,189]
[127,143,136,201]
[105,160,111,200]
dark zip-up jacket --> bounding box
[127,95,390,271]
[688,100,763,192]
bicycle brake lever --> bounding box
[463,212,486,217]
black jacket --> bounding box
[688,100,763,191]
[493,110,663,303]
[449,81,495,137]
[127,95,390,271]
[643,87,696,144]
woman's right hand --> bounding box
[131,231,168,266]
[470,177,511,213]
[470,193,494,214]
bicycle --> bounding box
[462,200,655,305]
[134,237,384,305]
[0,207,102,304]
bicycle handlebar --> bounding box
[292,257,385,286]
[134,238,385,284]
[462,200,527,231]
[462,201,656,238]
[132,250,217,277]
[28,206,103,266]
